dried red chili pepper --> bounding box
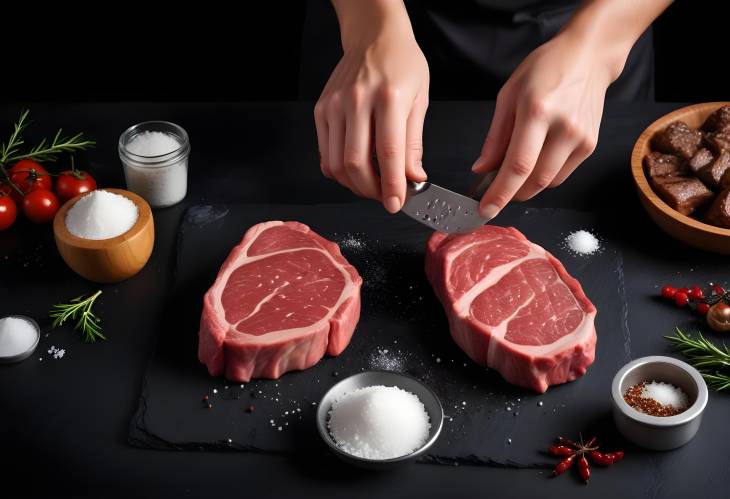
[578,455,590,484]
[548,445,575,457]
[553,454,576,476]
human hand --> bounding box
[315,2,429,214]
[471,32,616,220]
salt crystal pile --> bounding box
[328,385,431,460]
[126,131,180,157]
[0,316,38,359]
[641,381,689,409]
[65,190,139,240]
[565,230,600,255]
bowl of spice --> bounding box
[611,355,708,450]
[317,370,444,468]
[53,188,154,283]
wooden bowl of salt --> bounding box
[54,188,154,283]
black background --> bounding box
[0,1,722,102]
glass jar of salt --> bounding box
[119,121,190,208]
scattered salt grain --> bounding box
[538,401,544,407]
[0,316,38,358]
[65,190,139,240]
[213,389,218,394]
[565,230,600,256]
[641,381,688,409]
[328,385,431,460]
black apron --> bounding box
[298,0,654,101]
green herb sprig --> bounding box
[665,328,730,391]
[49,290,106,343]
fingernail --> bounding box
[471,157,484,172]
[384,196,402,214]
[415,160,427,179]
[480,203,500,220]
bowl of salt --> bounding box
[0,315,40,363]
[317,370,444,468]
[54,188,154,283]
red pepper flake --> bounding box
[623,382,686,417]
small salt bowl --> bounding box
[317,370,444,469]
[611,356,708,451]
[0,315,40,364]
[54,188,154,283]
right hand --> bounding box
[315,26,429,214]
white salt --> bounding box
[0,316,38,358]
[327,385,431,460]
[65,190,139,240]
[126,131,180,157]
[642,381,688,409]
[565,230,600,255]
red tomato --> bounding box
[55,170,97,202]
[0,195,17,230]
[9,159,52,203]
[22,189,59,223]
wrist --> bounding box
[332,0,415,53]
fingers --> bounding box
[513,127,578,201]
[550,136,597,187]
[328,113,363,196]
[375,90,408,213]
[472,87,515,174]
[405,93,428,182]
[479,101,548,220]
[343,100,382,200]
[314,101,331,178]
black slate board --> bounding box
[129,203,630,465]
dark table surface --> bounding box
[1,101,721,499]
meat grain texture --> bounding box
[426,225,597,393]
[199,221,362,381]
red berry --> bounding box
[661,286,676,299]
[697,303,710,316]
[677,287,689,295]
[713,285,726,296]
[674,292,689,307]
[689,286,704,301]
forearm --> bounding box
[559,0,673,81]
[331,0,414,52]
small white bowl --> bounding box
[0,315,40,363]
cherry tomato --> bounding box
[660,285,676,299]
[55,170,96,202]
[9,159,52,203]
[674,292,689,307]
[22,189,59,223]
[0,195,17,230]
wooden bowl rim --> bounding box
[53,188,153,249]
[630,101,730,238]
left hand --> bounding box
[471,31,616,220]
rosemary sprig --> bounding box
[0,109,95,168]
[665,327,730,391]
[49,290,106,343]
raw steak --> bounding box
[425,226,596,393]
[199,221,362,381]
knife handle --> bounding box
[466,170,498,200]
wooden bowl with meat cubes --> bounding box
[631,102,730,254]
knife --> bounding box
[400,170,498,233]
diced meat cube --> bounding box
[688,148,714,174]
[696,150,730,190]
[702,106,730,133]
[651,175,714,215]
[644,152,689,178]
[652,121,702,159]
[706,188,730,228]
[704,131,730,155]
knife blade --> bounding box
[400,171,497,233]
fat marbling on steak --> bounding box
[199,221,362,381]
[425,225,596,393]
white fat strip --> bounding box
[209,222,355,345]
[448,239,595,361]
